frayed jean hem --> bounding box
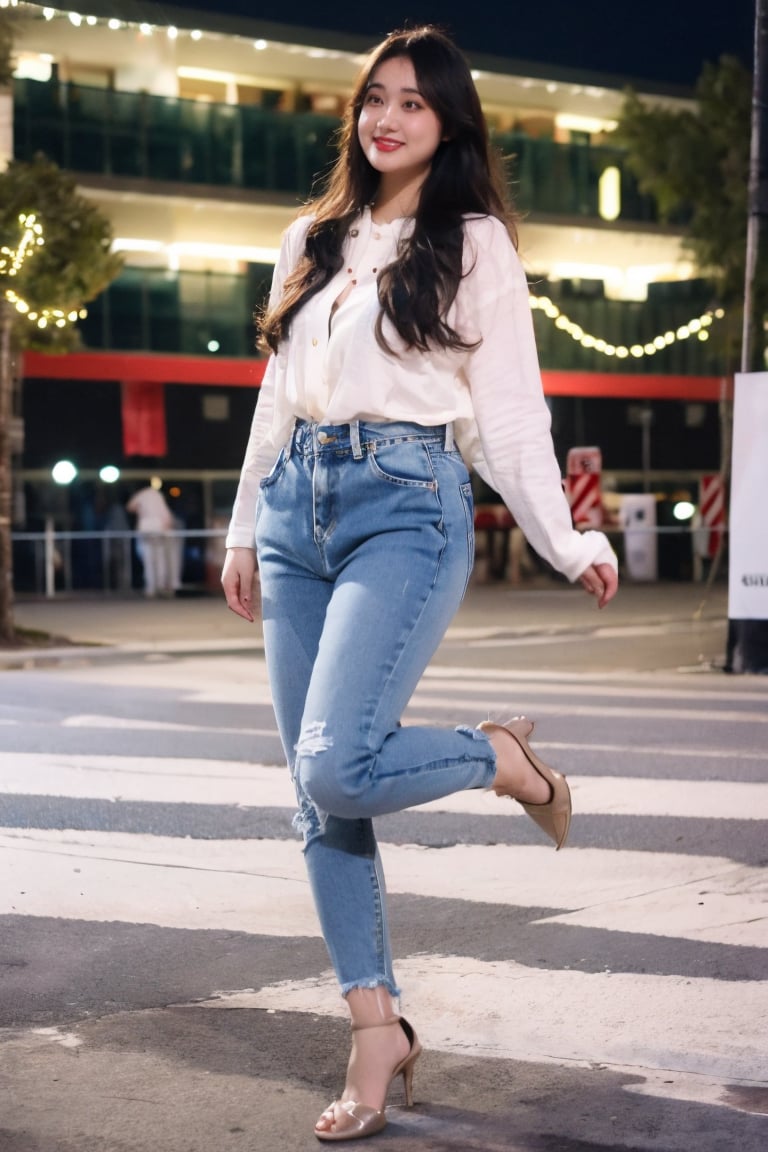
[340,977,401,999]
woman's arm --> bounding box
[460,216,618,594]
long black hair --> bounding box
[259,25,517,355]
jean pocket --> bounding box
[259,446,288,490]
[367,440,437,489]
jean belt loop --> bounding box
[444,421,455,452]
[288,417,299,454]
[350,419,363,460]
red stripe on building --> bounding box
[542,371,731,401]
[22,351,729,401]
[23,350,267,387]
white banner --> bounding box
[728,373,768,619]
[621,494,658,582]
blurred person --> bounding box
[126,478,175,597]
[103,499,132,592]
[222,26,618,1142]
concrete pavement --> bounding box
[5,576,730,670]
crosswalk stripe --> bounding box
[411,694,768,723]
[424,665,768,703]
[49,655,768,708]
[4,752,768,818]
[61,713,277,737]
[190,959,768,1103]
[2,828,764,948]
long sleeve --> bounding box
[459,217,617,582]
[224,354,279,549]
[224,218,310,551]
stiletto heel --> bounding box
[314,1016,422,1142]
[390,1018,420,1108]
[478,716,572,850]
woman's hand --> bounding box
[578,561,618,609]
[221,547,259,622]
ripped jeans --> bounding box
[255,420,497,996]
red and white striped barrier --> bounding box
[700,473,726,558]
[565,446,603,529]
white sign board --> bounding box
[728,373,768,619]
[621,494,658,582]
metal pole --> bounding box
[44,516,55,598]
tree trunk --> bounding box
[0,296,15,644]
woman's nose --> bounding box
[377,105,398,130]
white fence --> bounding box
[11,519,722,598]
[11,524,227,598]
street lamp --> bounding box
[51,459,77,485]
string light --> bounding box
[1,213,86,329]
[530,295,725,359]
[20,5,344,56]
[0,212,44,276]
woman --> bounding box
[222,25,618,1142]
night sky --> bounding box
[165,0,756,88]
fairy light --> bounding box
[0,212,44,276]
[1,213,87,329]
[530,295,724,359]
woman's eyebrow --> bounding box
[365,81,422,96]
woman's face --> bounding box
[357,55,443,190]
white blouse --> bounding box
[226,207,617,582]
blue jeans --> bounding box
[255,420,497,995]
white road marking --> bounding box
[410,693,768,723]
[1,830,764,947]
[193,957,768,1099]
[62,713,275,736]
[29,655,768,711]
[0,754,289,806]
[4,752,768,818]
[423,664,768,703]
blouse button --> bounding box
[373,231,381,240]
[312,338,318,347]
[349,228,359,237]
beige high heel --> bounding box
[314,1016,421,1142]
[478,717,572,850]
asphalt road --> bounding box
[1,582,767,1151]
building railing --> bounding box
[77,265,726,375]
[14,76,659,223]
[11,519,719,598]
[12,526,226,599]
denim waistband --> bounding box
[291,418,455,459]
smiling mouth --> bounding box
[373,138,403,151]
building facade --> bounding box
[9,2,728,588]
